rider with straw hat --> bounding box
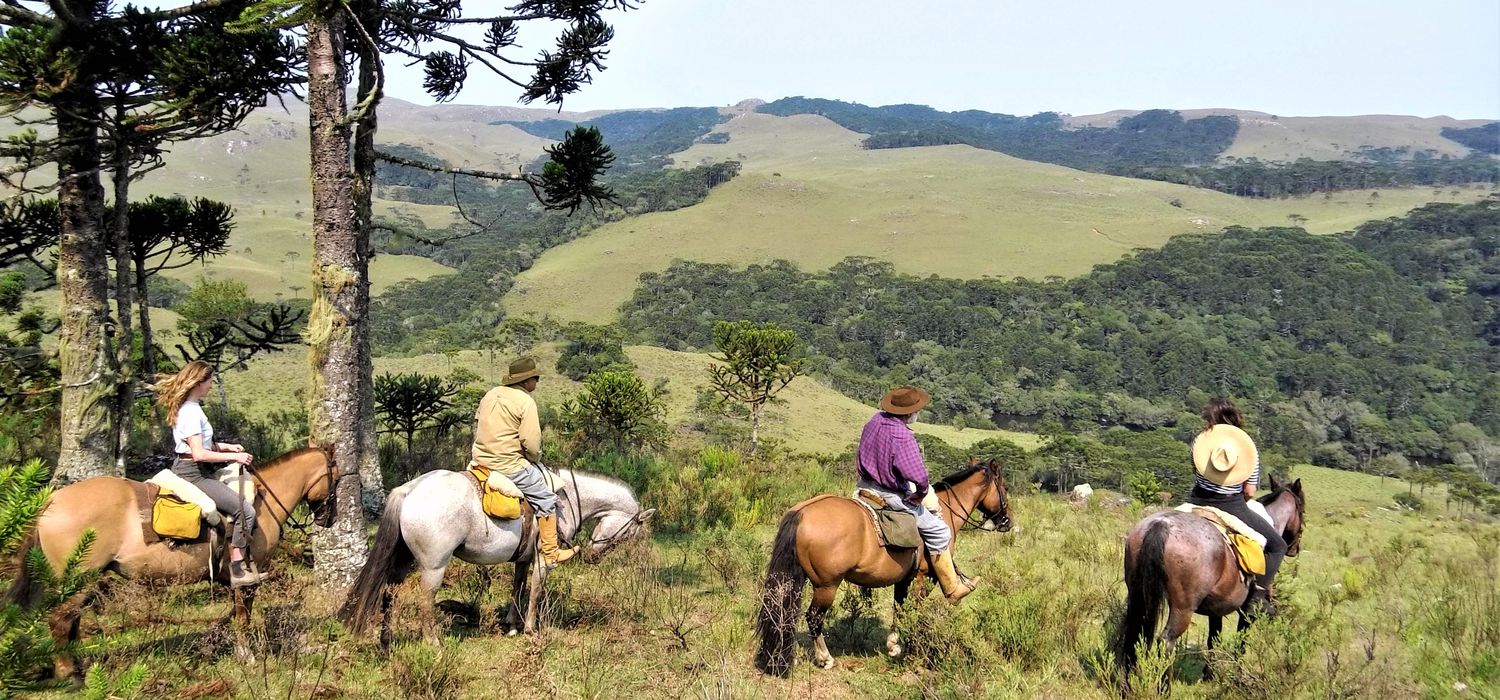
[1187,398,1286,617]
[855,385,979,601]
[471,357,576,568]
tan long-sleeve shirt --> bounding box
[471,385,540,475]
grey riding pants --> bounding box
[171,457,256,550]
[509,463,558,516]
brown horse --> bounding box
[3,447,338,678]
[1116,477,1306,671]
[754,459,1014,677]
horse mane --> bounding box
[256,446,326,473]
[556,468,638,497]
[1257,480,1304,515]
[934,464,986,492]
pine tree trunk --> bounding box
[749,403,762,455]
[111,129,135,474]
[351,13,385,513]
[134,252,168,450]
[305,9,368,586]
[53,72,117,484]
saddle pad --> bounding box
[152,487,204,540]
[1174,503,1268,548]
[213,465,258,505]
[1175,504,1267,577]
[146,470,222,526]
[850,491,921,550]
[463,468,522,519]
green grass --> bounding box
[506,113,1492,323]
[28,457,1497,699]
[225,343,1037,455]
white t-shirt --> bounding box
[173,401,214,456]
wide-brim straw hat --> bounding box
[879,385,930,416]
[1192,424,1258,486]
[502,357,541,386]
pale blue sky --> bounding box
[382,0,1500,119]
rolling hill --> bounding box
[505,111,1491,324]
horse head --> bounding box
[1263,475,1306,556]
[579,507,656,564]
[977,459,1014,533]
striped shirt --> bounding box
[1189,434,1261,496]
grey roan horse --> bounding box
[339,468,654,645]
[1116,477,1305,671]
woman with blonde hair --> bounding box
[155,360,265,587]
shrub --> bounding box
[556,369,668,455]
[390,641,466,700]
[555,323,631,381]
[1393,492,1425,511]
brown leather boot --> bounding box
[931,550,979,602]
[537,513,576,568]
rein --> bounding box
[241,450,338,537]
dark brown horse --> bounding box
[1116,477,1305,671]
[754,459,1014,677]
[4,447,338,677]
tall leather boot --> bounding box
[930,550,979,601]
[537,513,576,568]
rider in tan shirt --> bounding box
[471,357,575,567]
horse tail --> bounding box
[1117,519,1170,671]
[754,509,806,677]
[3,532,42,609]
[338,486,414,634]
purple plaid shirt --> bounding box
[856,412,930,500]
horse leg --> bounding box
[49,590,88,680]
[232,585,258,662]
[1206,614,1222,651]
[378,582,399,651]
[1160,606,1194,656]
[504,562,525,637]
[807,584,839,670]
[523,559,546,634]
[416,566,447,645]
[887,579,911,658]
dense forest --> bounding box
[622,200,1500,478]
[760,98,1500,197]
[1443,122,1500,154]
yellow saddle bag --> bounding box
[467,466,522,520]
[152,488,203,540]
[1230,534,1266,576]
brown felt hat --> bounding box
[878,385,930,416]
[502,357,541,386]
[1192,424,1259,486]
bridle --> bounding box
[557,466,647,562]
[939,463,1012,532]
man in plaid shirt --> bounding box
[856,386,980,601]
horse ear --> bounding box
[1291,478,1303,494]
[986,458,999,471]
[1268,474,1281,491]
[639,508,656,523]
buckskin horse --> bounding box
[4,446,339,678]
[339,467,653,646]
[754,459,1014,676]
[1116,477,1306,671]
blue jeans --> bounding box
[856,479,951,551]
[510,463,558,515]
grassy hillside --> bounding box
[506,112,1490,323]
[1068,109,1491,161]
[224,344,1037,454]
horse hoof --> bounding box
[505,628,519,637]
[887,643,904,657]
[816,657,835,670]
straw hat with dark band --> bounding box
[1192,424,1259,486]
[879,385,930,416]
[502,357,541,386]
